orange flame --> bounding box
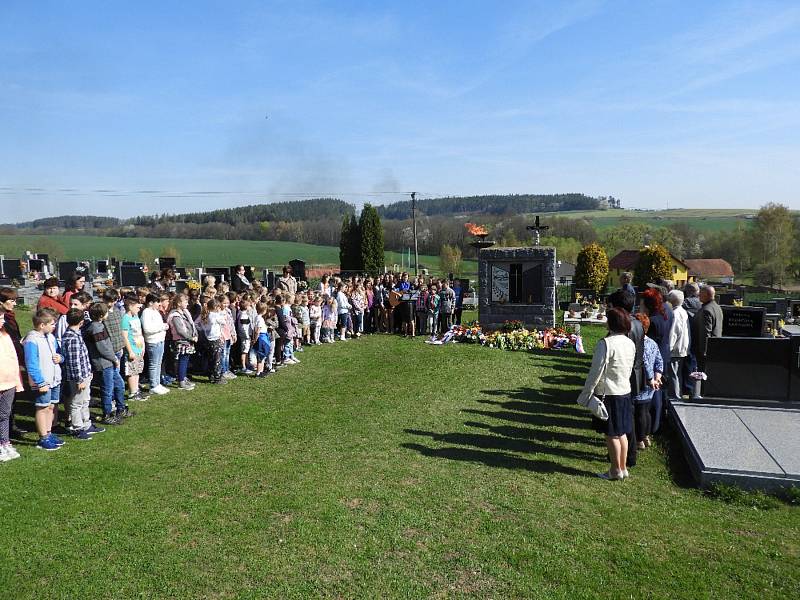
[465,222,488,236]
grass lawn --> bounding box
[1,318,797,598]
[0,234,476,276]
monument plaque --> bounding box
[722,306,765,338]
[491,265,509,302]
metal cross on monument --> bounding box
[526,215,550,246]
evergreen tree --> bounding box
[359,204,384,275]
[634,244,672,288]
[339,216,352,270]
[574,243,609,294]
[349,214,363,271]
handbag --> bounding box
[578,340,610,421]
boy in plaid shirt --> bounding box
[62,309,104,439]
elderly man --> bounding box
[691,285,723,400]
[667,290,690,400]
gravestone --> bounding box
[718,292,737,306]
[289,259,306,281]
[722,306,765,338]
[749,300,777,313]
[790,300,800,320]
[119,265,147,287]
[96,260,109,274]
[203,267,229,283]
[159,257,177,270]
[2,259,23,279]
[27,258,45,273]
[478,246,556,329]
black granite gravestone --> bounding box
[718,292,737,306]
[159,257,177,270]
[1,259,23,279]
[119,265,147,287]
[96,260,109,274]
[27,258,44,273]
[722,306,765,337]
[705,337,791,401]
[289,259,306,281]
[749,300,777,313]
[58,261,78,280]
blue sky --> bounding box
[1,0,799,221]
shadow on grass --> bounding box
[404,429,598,461]
[403,356,604,475]
[401,443,595,477]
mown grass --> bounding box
[0,234,464,274]
[537,208,765,233]
[1,323,797,598]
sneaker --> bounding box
[161,375,176,386]
[73,430,93,441]
[255,371,268,378]
[267,368,276,374]
[223,371,237,379]
[101,414,121,425]
[151,385,170,395]
[178,380,195,390]
[37,437,61,451]
[213,378,228,385]
[0,447,11,462]
[3,445,20,459]
[85,424,106,434]
[130,391,149,401]
[238,369,255,376]
[288,357,300,364]
[48,433,66,446]
[118,407,135,419]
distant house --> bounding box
[608,249,692,287]
[684,259,735,284]
[556,261,575,284]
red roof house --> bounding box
[683,259,735,283]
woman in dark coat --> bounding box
[640,288,673,433]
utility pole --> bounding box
[411,192,419,275]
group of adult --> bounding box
[580,273,723,480]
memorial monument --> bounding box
[477,238,556,330]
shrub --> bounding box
[634,244,672,288]
[574,243,609,294]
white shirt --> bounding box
[141,307,168,344]
[669,305,690,358]
[578,334,636,405]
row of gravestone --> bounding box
[0,257,309,288]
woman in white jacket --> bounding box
[667,290,690,401]
[578,308,636,480]
[141,293,170,395]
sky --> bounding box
[1,0,799,222]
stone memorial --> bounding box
[478,246,556,329]
[722,306,765,338]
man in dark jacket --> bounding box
[607,289,643,468]
[691,285,723,400]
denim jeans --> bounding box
[176,353,190,382]
[221,340,231,373]
[101,366,126,415]
[145,341,165,389]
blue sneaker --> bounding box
[85,424,106,435]
[48,434,66,446]
[161,375,176,385]
[37,437,60,451]
[72,430,93,441]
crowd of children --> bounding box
[0,268,467,460]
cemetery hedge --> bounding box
[1,316,797,598]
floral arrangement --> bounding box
[449,321,583,353]
[500,319,525,333]
[451,322,486,344]
[186,280,202,291]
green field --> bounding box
[0,234,475,275]
[537,208,762,233]
[1,315,797,598]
